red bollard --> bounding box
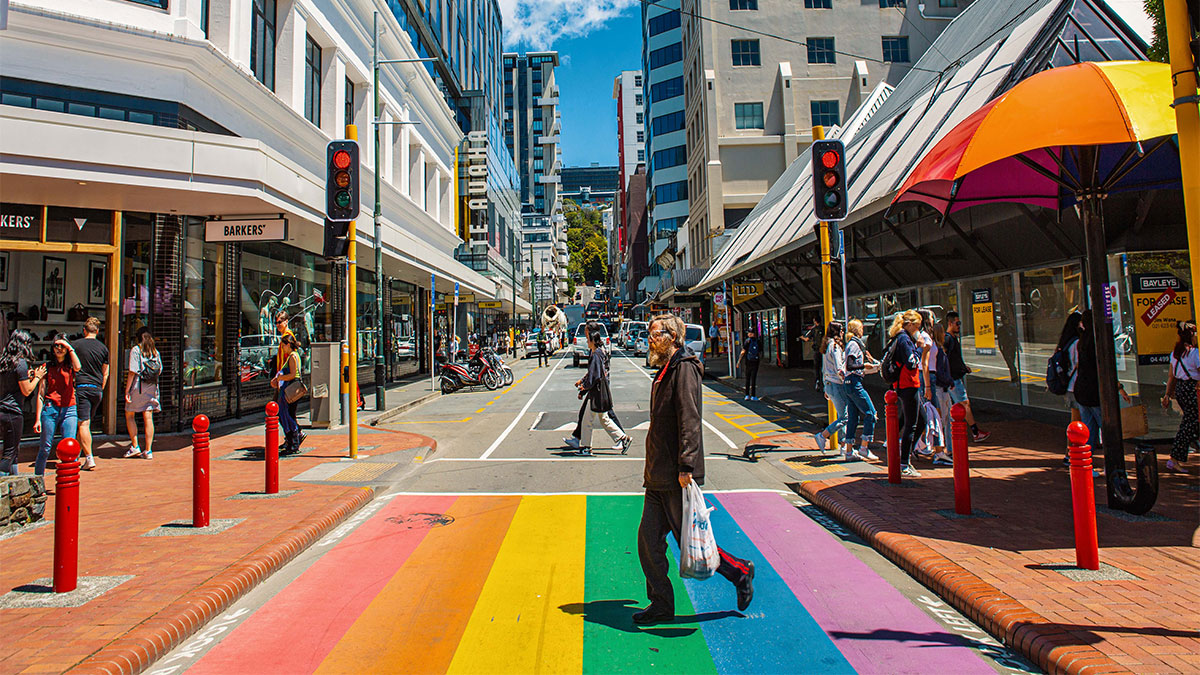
[885,390,900,484]
[1066,422,1100,570]
[951,403,971,515]
[193,415,210,528]
[53,438,82,593]
[265,402,279,495]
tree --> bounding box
[564,202,608,287]
[1144,0,1170,62]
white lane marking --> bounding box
[479,354,566,459]
[529,411,545,431]
[622,353,736,449]
[554,422,576,431]
[632,421,651,430]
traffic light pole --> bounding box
[346,124,359,460]
[813,125,836,443]
[1163,0,1199,318]
[371,11,437,411]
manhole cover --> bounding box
[386,513,455,529]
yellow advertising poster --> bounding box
[1132,274,1191,365]
[972,288,995,355]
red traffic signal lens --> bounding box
[821,150,840,169]
[332,150,352,170]
[335,170,351,188]
[822,171,839,188]
[822,191,840,208]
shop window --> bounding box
[955,275,1021,407]
[1017,264,1084,411]
[183,220,225,391]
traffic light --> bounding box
[325,140,359,222]
[811,139,848,222]
[323,218,349,259]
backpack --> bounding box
[934,348,954,389]
[1045,340,1075,395]
[138,350,162,386]
[880,336,902,384]
[744,338,760,361]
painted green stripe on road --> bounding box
[582,495,718,675]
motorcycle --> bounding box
[439,352,502,393]
[480,347,515,386]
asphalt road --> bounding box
[152,349,1038,675]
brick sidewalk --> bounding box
[0,425,432,674]
[762,421,1200,675]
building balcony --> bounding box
[537,96,559,107]
[558,253,569,266]
[555,240,567,255]
[539,134,560,145]
[538,173,560,184]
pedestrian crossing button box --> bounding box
[310,342,341,428]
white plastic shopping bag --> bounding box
[680,482,720,579]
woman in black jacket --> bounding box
[565,322,631,456]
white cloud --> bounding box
[498,0,639,50]
[1105,0,1154,42]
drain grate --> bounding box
[328,462,398,482]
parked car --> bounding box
[633,329,649,357]
[685,323,706,362]
[623,321,647,350]
[572,322,611,367]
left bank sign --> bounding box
[205,218,288,243]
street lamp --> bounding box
[372,11,437,410]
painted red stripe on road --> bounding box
[717,492,994,675]
[189,495,457,675]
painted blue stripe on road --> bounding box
[670,496,857,675]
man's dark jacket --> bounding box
[645,347,704,490]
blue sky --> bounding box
[500,0,642,168]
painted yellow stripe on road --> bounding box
[447,495,586,674]
[393,417,474,424]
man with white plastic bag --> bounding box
[680,482,720,579]
[635,314,755,626]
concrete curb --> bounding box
[797,481,1130,675]
[367,390,441,426]
[68,486,377,675]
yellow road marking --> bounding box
[476,408,486,413]
[714,411,787,440]
[447,495,585,673]
[394,417,474,425]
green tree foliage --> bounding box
[564,203,608,288]
[1144,0,1169,63]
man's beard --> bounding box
[648,343,670,367]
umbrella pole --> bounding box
[1079,185,1131,508]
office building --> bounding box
[613,70,645,271]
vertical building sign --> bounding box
[465,130,489,247]
[1133,273,1191,365]
[972,289,995,355]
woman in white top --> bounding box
[812,322,850,457]
[124,328,161,459]
[1161,320,1198,473]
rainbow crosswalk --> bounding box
[188,492,993,674]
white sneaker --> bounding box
[843,448,857,461]
[613,436,633,454]
[860,448,880,461]
[83,456,96,470]
[812,433,827,452]
[124,446,142,458]
[563,437,582,449]
[901,464,922,477]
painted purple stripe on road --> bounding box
[717,492,994,675]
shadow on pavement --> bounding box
[559,600,740,636]
[827,628,1004,647]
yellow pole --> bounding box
[347,124,359,459]
[813,125,836,446]
[1164,0,1200,315]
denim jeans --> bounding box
[277,386,299,434]
[843,374,876,445]
[822,380,848,436]
[38,402,79,475]
[1075,401,1102,452]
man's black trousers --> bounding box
[744,359,760,397]
[637,488,751,615]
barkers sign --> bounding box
[205,218,288,243]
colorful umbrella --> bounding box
[892,60,1182,515]
[893,61,1179,213]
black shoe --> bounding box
[296,430,307,449]
[736,561,755,612]
[632,607,674,625]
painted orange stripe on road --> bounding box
[314,496,522,675]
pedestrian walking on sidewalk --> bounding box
[634,313,755,625]
[1061,311,1101,460]
[843,319,879,461]
[33,337,81,476]
[272,330,305,455]
[1161,320,1198,473]
[708,323,720,358]
[812,322,850,457]
[737,328,761,401]
[944,311,990,443]
[887,311,924,477]
[924,316,954,467]
[73,317,107,470]
[124,328,162,460]
[565,322,632,455]
[801,317,825,391]
[0,330,45,475]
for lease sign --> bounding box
[1133,273,1190,365]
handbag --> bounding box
[1120,402,1148,439]
[67,303,87,322]
[284,378,308,404]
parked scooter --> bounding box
[439,350,502,393]
[480,347,514,386]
